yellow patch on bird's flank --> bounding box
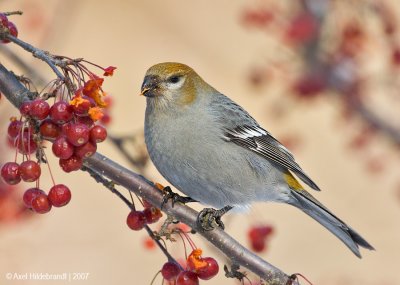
[284,172,304,191]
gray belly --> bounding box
[145,117,286,209]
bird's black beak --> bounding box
[140,75,160,97]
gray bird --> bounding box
[141,62,374,257]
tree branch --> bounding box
[0,63,298,285]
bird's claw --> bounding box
[197,206,233,231]
[161,186,197,209]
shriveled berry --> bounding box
[176,271,199,285]
[23,188,46,208]
[50,101,73,124]
[143,207,162,224]
[90,125,107,143]
[14,132,37,154]
[7,120,23,139]
[1,162,21,185]
[74,141,97,158]
[31,193,52,214]
[196,257,219,280]
[30,99,50,120]
[19,101,32,116]
[48,184,71,207]
[161,262,181,281]
[66,123,89,146]
[52,136,74,159]
[19,160,41,182]
[126,210,146,231]
[59,155,83,172]
[40,119,61,139]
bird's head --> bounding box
[141,62,211,111]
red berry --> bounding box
[76,116,94,128]
[126,210,146,231]
[19,160,41,182]
[19,101,32,116]
[61,122,72,135]
[248,225,274,240]
[31,193,52,214]
[0,13,9,27]
[176,271,199,285]
[14,132,37,154]
[90,125,107,143]
[143,207,162,224]
[196,257,219,280]
[392,48,400,66]
[7,21,18,38]
[50,101,73,124]
[59,155,83,173]
[52,136,74,159]
[161,262,181,281]
[30,99,50,120]
[40,119,61,139]
[48,184,71,207]
[66,123,89,146]
[293,74,325,98]
[251,238,266,252]
[7,120,23,139]
[74,141,97,158]
[1,162,21,185]
[23,188,45,208]
[248,225,273,252]
[286,12,317,44]
[100,113,111,125]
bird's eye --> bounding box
[168,75,181,84]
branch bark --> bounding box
[0,63,298,285]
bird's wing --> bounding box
[224,125,320,191]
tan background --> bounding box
[1,1,400,284]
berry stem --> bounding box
[4,11,23,16]
[42,149,56,186]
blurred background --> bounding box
[1,0,400,284]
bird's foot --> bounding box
[160,186,197,209]
[197,205,233,231]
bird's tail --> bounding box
[289,189,374,257]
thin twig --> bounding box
[4,35,65,79]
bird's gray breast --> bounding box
[144,106,281,208]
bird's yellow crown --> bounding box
[145,62,195,78]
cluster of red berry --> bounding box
[126,200,163,230]
[248,225,274,252]
[161,249,219,285]
[0,12,18,43]
[1,77,109,214]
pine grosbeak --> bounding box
[141,62,373,257]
